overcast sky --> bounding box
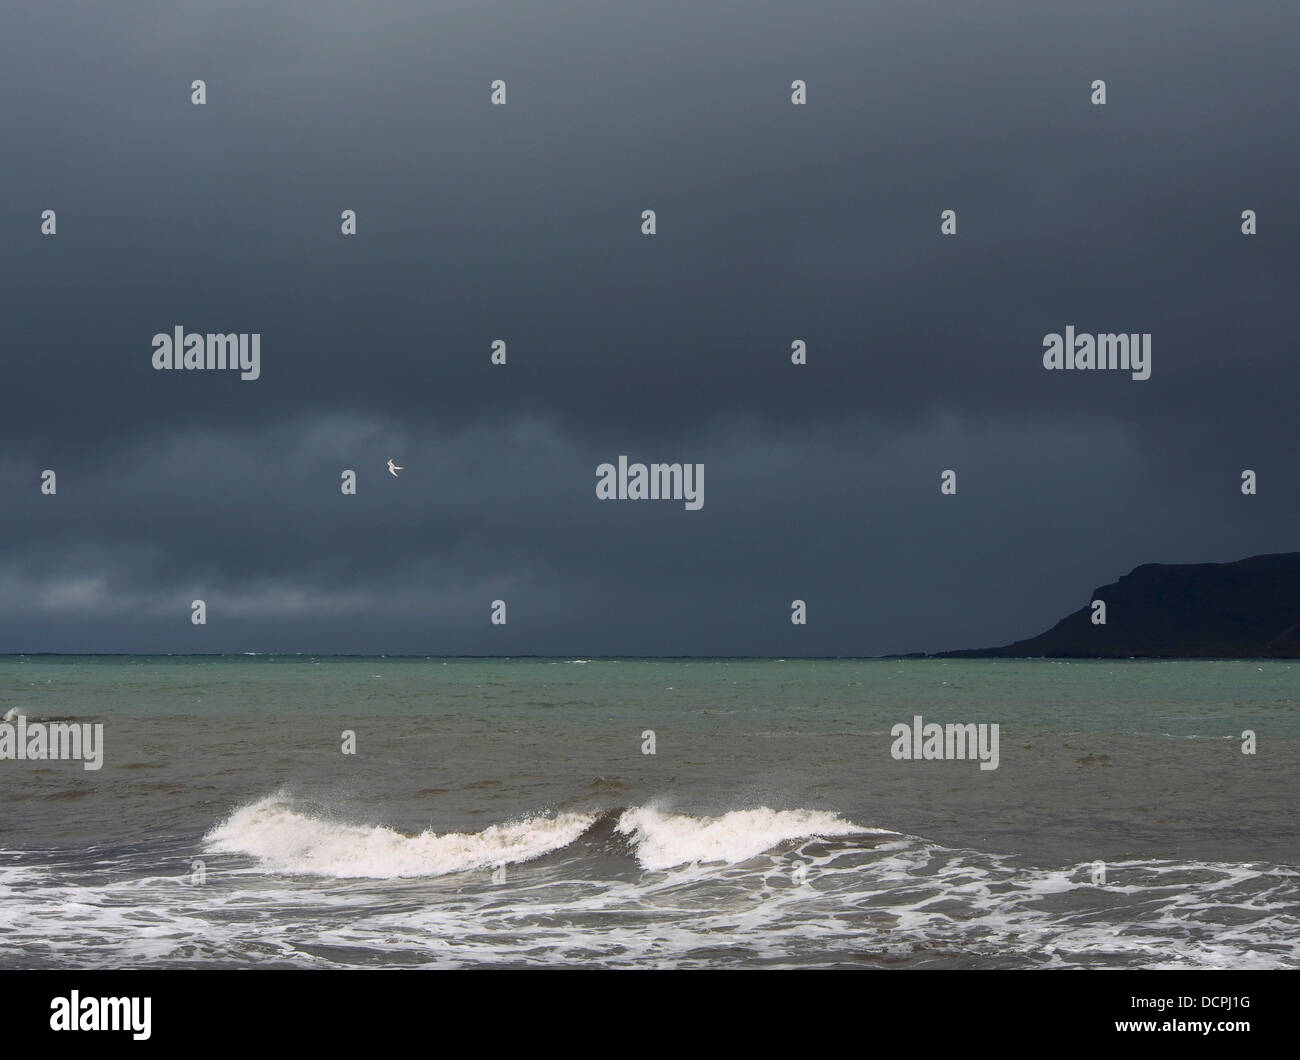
[1,0,1297,655]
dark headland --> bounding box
[934,552,1300,659]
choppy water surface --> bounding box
[0,657,1295,968]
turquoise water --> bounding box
[5,655,1296,733]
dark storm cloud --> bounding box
[1,1,1297,653]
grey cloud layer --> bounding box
[2,413,1294,654]
[1,1,1296,652]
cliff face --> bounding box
[944,553,1300,658]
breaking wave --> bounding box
[202,793,881,878]
[204,794,596,878]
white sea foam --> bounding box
[615,805,878,870]
[204,794,596,878]
[202,795,882,878]
[3,831,1296,969]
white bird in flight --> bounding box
[387,459,404,477]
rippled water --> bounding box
[0,656,1295,968]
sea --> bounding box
[0,656,1295,969]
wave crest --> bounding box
[203,794,596,878]
[615,805,872,870]
[203,794,881,878]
